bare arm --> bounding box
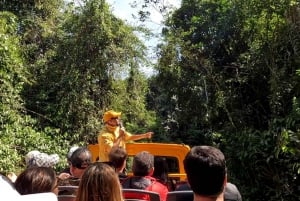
[128,132,153,141]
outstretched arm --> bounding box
[128,132,153,141]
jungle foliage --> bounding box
[150,0,300,200]
[0,0,299,200]
[0,0,154,172]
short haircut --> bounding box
[184,146,226,197]
[69,147,92,169]
[132,151,154,176]
[108,147,127,169]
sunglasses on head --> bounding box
[69,161,89,169]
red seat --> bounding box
[122,189,160,201]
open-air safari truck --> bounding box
[88,142,190,190]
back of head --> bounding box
[132,151,154,176]
[153,157,169,184]
[108,147,128,169]
[67,146,79,161]
[77,162,123,201]
[15,166,57,195]
[69,147,92,169]
[184,146,226,197]
[1,174,58,201]
[224,182,242,201]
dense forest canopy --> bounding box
[0,0,299,200]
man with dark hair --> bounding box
[69,147,92,179]
[59,145,79,176]
[109,146,128,182]
[122,151,168,201]
[184,146,227,201]
[58,147,92,195]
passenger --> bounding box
[14,166,58,195]
[0,174,57,201]
[108,146,128,182]
[153,157,171,189]
[68,147,92,179]
[224,182,242,201]
[76,162,123,201]
[176,181,242,201]
[58,147,92,195]
[97,110,153,162]
[58,145,79,179]
[183,145,227,201]
[122,151,168,201]
[25,150,59,168]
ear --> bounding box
[149,167,154,176]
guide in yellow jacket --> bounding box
[97,110,153,162]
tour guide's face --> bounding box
[106,117,120,127]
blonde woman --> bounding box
[76,162,123,201]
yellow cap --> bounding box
[103,110,121,123]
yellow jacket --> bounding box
[97,125,131,162]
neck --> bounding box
[116,167,124,174]
[194,193,224,201]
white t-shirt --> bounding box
[0,175,58,201]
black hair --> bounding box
[153,156,169,184]
[184,146,226,197]
[70,147,92,169]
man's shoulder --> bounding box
[98,127,114,137]
[58,178,80,196]
[122,176,152,189]
[58,177,80,186]
[151,180,169,190]
[145,176,168,192]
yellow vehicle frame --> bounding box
[87,142,190,182]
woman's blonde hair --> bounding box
[76,162,123,201]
